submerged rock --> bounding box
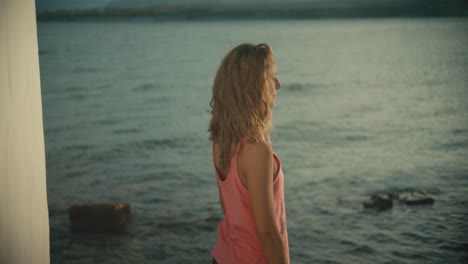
[401,197,435,206]
[398,191,435,206]
[69,203,131,233]
[363,195,394,211]
[363,191,435,211]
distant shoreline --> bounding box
[36,1,468,22]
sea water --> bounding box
[38,18,468,263]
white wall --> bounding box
[0,0,50,263]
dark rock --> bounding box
[363,190,436,211]
[398,191,435,206]
[402,197,435,206]
[387,193,399,200]
[69,203,131,233]
[363,195,393,211]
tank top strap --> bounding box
[235,135,251,153]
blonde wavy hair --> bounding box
[208,43,276,172]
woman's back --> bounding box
[211,136,289,264]
[213,139,279,188]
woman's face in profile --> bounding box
[268,63,281,99]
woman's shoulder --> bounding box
[238,139,273,171]
[241,139,272,156]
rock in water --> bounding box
[363,191,436,211]
[402,197,435,206]
[69,203,131,233]
[363,195,393,211]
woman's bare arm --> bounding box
[240,141,288,264]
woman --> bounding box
[208,43,289,264]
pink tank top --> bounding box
[211,136,289,264]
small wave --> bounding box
[89,147,126,163]
[440,140,468,151]
[45,85,110,96]
[61,86,91,100]
[112,128,142,135]
[94,118,123,126]
[64,170,85,179]
[45,127,63,135]
[367,233,396,243]
[345,135,369,141]
[193,217,221,232]
[90,103,102,109]
[67,93,87,101]
[157,220,194,231]
[423,79,443,88]
[400,231,429,241]
[144,96,175,104]
[462,200,468,208]
[347,244,377,254]
[204,215,222,223]
[339,239,357,247]
[157,215,222,232]
[432,107,458,117]
[87,137,187,163]
[72,67,100,74]
[355,105,382,113]
[390,250,430,261]
[63,144,95,151]
[62,86,90,93]
[287,82,305,91]
[145,197,169,203]
[307,121,322,127]
[450,128,468,135]
[128,138,186,151]
[44,124,82,135]
[132,83,158,92]
[439,241,468,252]
[284,82,324,92]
